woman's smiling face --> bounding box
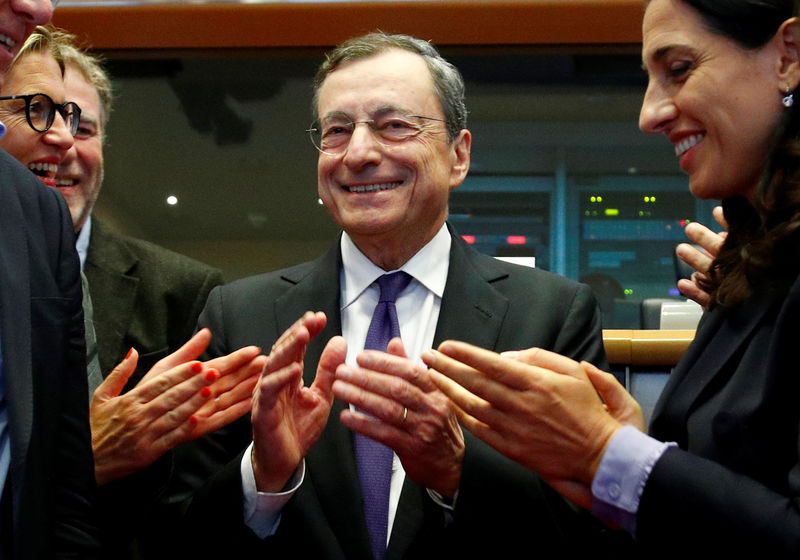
[639,0,792,200]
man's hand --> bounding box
[251,312,347,492]
[333,338,465,498]
[676,205,728,308]
[423,342,626,509]
[91,328,265,485]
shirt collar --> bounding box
[340,223,451,309]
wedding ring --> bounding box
[401,407,408,423]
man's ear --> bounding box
[776,17,800,91]
[449,129,471,190]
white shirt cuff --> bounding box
[591,425,675,535]
[240,441,305,539]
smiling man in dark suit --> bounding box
[179,32,607,559]
[0,0,99,557]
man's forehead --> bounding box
[317,49,437,115]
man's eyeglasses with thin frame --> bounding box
[307,113,448,156]
[0,93,81,136]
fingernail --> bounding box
[205,369,218,382]
[191,362,203,374]
[125,348,134,360]
[189,415,198,425]
[201,387,212,398]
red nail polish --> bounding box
[201,387,212,398]
[125,348,134,360]
[189,415,198,425]
[205,369,218,382]
[190,362,203,374]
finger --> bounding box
[427,368,493,419]
[205,354,267,396]
[513,346,588,382]
[582,363,625,407]
[94,348,138,402]
[188,398,253,440]
[332,374,416,424]
[141,329,212,383]
[339,407,408,449]
[683,222,725,258]
[713,205,729,230]
[205,345,263,376]
[146,378,217,443]
[143,366,220,421]
[677,278,711,308]
[133,360,212,403]
[268,312,326,374]
[310,335,347,401]
[356,350,436,392]
[432,341,536,391]
[386,337,408,358]
[195,375,256,421]
[675,242,713,274]
[255,362,303,411]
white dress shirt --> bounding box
[75,215,92,270]
[241,223,452,539]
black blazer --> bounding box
[170,229,612,559]
[0,150,98,558]
[636,274,800,555]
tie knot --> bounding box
[376,271,412,303]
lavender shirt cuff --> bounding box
[591,425,675,535]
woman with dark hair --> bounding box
[422,0,800,555]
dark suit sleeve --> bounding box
[46,188,100,558]
[637,447,800,555]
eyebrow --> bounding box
[641,44,680,70]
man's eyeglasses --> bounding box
[0,93,81,136]
[307,113,448,156]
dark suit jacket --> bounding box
[0,149,98,558]
[636,274,800,556]
[82,218,223,558]
[84,218,224,386]
[173,229,612,559]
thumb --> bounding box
[312,336,347,398]
[93,348,138,402]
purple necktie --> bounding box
[355,271,412,560]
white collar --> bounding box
[340,223,451,309]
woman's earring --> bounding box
[783,86,794,108]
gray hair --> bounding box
[313,32,467,142]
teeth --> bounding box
[0,35,15,49]
[674,134,704,156]
[28,162,59,174]
[55,178,76,187]
[346,182,401,193]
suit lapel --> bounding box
[84,220,139,376]
[650,289,776,444]
[273,242,373,559]
[0,176,33,518]
[433,232,510,350]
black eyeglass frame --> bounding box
[0,93,81,136]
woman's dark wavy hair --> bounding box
[678,0,800,305]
